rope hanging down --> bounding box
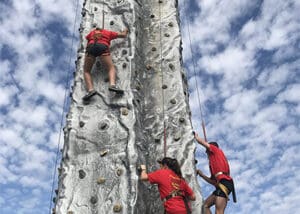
[48,0,80,213]
[183,0,207,142]
[158,0,167,157]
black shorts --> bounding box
[86,43,109,57]
[213,179,234,198]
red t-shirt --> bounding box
[148,169,194,214]
[208,145,232,181]
[85,29,119,47]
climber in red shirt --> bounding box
[82,27,129,101]
[194,132,236,214]
[140,157,196,214]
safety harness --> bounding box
[162,190,191,214]
[214,172,237,203]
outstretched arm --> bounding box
[117,28,129,38]
[194,132,210,150]
[196,169,217,186]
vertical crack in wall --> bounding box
[54,0,203,213]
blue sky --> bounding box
[0,0,299,213]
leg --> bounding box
[215,196,227,214]
[83,54,96,92]
[100,54,116,86]
[203,194,215,214]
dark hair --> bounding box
[209,142,219,148]
[161,157,183,178]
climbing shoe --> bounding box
[82,90,97,101]
[108,85,124,94]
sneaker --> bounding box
[108,85,124,94]
[82,90,97,101]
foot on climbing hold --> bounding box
[108,85,124,94]
[82,90,97,101]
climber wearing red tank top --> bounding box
[82,27,128,101]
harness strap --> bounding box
[163,190,191,214]
[214,171,229,178]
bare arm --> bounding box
[140,165,149,181]
[194,132,210,150]
[117,28,129,38]
[196,169,217,186]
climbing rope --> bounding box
[102,0,105,28]
[48,0,80,213]
[158,0,167,157]
[183,0,207,141]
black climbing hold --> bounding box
[150,14,155,18]
[162,84,168,89]
[179,117,185,123]
[55,189,58,195]
[152,47,157,51]
[168,22,173,27]
[164,33,170,37]
[99,122,108,130]
[116,168,123,176]
[155,137,161,143]
[52,197,56,203]
[94,7,98,11]
[135,84,141,90]
[90,196,98,204]
[158,0,163,3]
[79,169,86,179]
[122,63,127,68]
[174,133,181,141]
[169,63,174,70]
[110,20,114,25]
[122,49,127,55]
[170,99,176,104]
[81,11,86,17]
[100,150,108,157]
[79,121,85,127]
[146,65,152,70]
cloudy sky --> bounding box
[0,0,299,213]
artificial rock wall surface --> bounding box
[54,0,203,213]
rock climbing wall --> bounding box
[54,0,203,213]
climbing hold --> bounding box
[79,121,85,127]
[135,84,141,90]
[113,204,122,212]
[179,117,185,123]
[94,7,98,11]
[151,47,157,51]
[170,99,177,104]
[67,211,73,214]
[121,108,129,116]
[116,168,123,176]
[146,64,152,70]
[168,22,173,27]
[90,196,98,204]
[122,63,127,68]
[79,169,86,179]
[96,61,101,68]
[169,63,174,70]
[158,0,163,3]
[122,49,127,55]
[97,177,106,184]
[162,84,168,89]
[98,122,109,130]
[164,33,170,37]
[155,137,161,143]
[81,11,86,17]
[110,20,114,25]
[100,150,108,157]
[174,133,181,141]
[150,14,155,18]
[55,189,58,195]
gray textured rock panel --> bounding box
[55,0,203,213]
